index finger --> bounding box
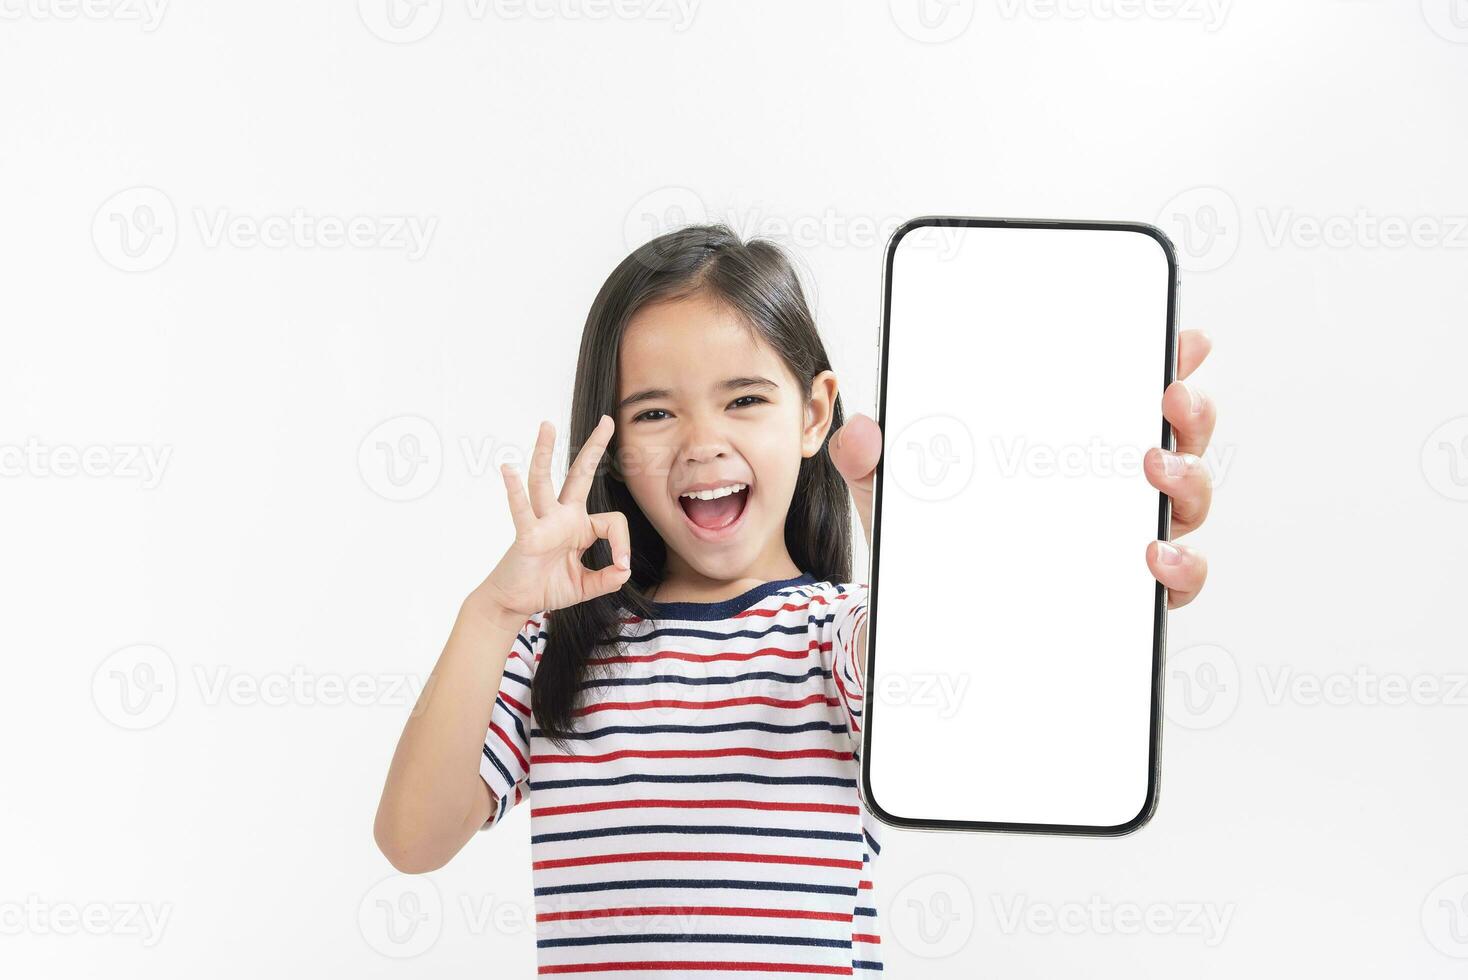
[559,414,614,505]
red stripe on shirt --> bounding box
[532,747,854,765]
[574,693,840,716]
[540,961,853,975]
[588,644,829,666]
[533,850,866,872]
[537,905,853,924]
[488,721,527,770]
[532,798,861,818]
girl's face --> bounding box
[614,290,837,585]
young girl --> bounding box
[374,224,1215,976]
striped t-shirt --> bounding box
[479,572,882,976]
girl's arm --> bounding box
[373,593,524,874]
[828,412,882,676]
[373,416,630,873]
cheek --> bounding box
[746,433,807,499]
[615,439,675,509]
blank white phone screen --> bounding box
[866,222,1173,831]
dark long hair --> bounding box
[533,223,852,747]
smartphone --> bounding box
[861,216,1178,836]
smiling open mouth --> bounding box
[678,483,750,533]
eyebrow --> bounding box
[618,376,779,410]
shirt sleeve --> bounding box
[822,583,870,747]
[478,613,545,828]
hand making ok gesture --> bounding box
[473,415,632,624]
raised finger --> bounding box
[1145,539,1208,609]
[528,420,557,516]
[1163,379,1216,458]
[1143,447,1212,537]
[561,414,614,506]
[500,463,535,532]
[1177,328,1212,381]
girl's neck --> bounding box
[653,546,804,605]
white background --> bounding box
[2,1,1467,976]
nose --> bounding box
[681,418,730,466]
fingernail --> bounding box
[1161,451,1185,478]
[1156,541,1183,566]
[616,553,630,570]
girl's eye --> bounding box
[632,409,671,423]
[729,395,767,409]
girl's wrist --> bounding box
[461,584,532,634]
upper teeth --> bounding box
[680,483,747,501]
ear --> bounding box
[800,370,839,458]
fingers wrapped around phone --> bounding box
[1146,539,1208,610]
[1175,328,1212,383]
[1162,378,1215,461]
[1143,447,1212,537]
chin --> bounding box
[679,546,764,583]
